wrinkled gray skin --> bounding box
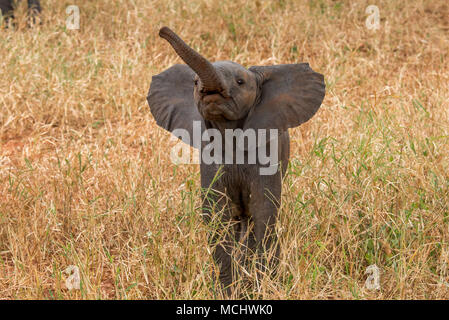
[147,27,325,294]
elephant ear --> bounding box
[147,64,204,148]
[244,63,325,132]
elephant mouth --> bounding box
[202,104,234,121]
[201,101,239,122]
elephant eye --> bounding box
[194,79,198,86]
[237,79,244,85]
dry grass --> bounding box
[1,0,449,299]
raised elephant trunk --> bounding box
[159,27,225,94]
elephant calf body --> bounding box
[147,27,325,293]
[200,138,288,289]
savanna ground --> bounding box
[0,0,449,299]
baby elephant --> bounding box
[147,27,325,293]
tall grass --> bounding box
[0,0,448,299]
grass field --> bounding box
[1,0,449,299]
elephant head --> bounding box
[147,27,325,145]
